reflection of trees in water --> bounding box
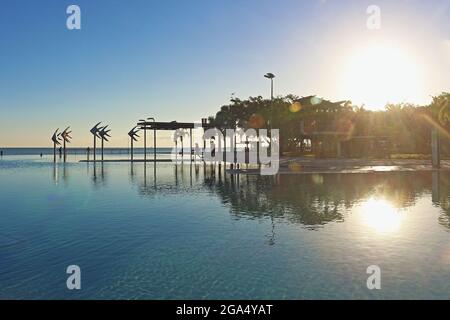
[205,172,449,230]
[204,173,346,229]
[209,176,322,229]
[434,172,450,231]
[125,163,450,231]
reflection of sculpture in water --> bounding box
[52,163,68,186]
[265,215,276,246]
[91,162,107,188]
[52,163,59,185]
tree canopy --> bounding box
[207,92,450,157]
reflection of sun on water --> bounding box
[359,198,404,234]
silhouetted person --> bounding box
[0,150,3,157]
[87,147,91,161]
[194,143,201,160]
[210,139,216,158]
[245,140,250,164]
[59,147,62,159]
[40,153,43,158]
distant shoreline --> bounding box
[0,147,174,156]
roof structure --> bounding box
[137,119,214,130]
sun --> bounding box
[340,44,424,110]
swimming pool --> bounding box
[0,156,449,299]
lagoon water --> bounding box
[0,154,449,299]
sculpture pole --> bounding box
[128,126,140,162]
[131,137,134,161]
[61,127,72,163]
[99,126,111,162]
[51,129,61,163]
[90,122,102,163]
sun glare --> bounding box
[359,198,404,234]
[340,44,424,110]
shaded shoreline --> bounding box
[231,158,450,174]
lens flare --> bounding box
[289,102,302,113]
[248,114,265,129]
[310,96,322,105]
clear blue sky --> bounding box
[0,0,449,146]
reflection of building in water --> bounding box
[129,163,215,197]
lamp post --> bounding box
[139,119,147,161]
[147,118,156,161]
[90,122,102,162]
[139,117,156,162]
[264,72,275,127]
[264,72,275,156]
[128,126,140,162]
[264,73,275,101]
[51,129,61,162]
[61,127,72,162]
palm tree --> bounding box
[430,92,450,125]
[427,92,449,142]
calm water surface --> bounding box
[0,155,449,299]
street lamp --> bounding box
[264,73,275,101]
[264,73,276,157]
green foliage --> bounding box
[208,92,450,157]
[429,92,450,125]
